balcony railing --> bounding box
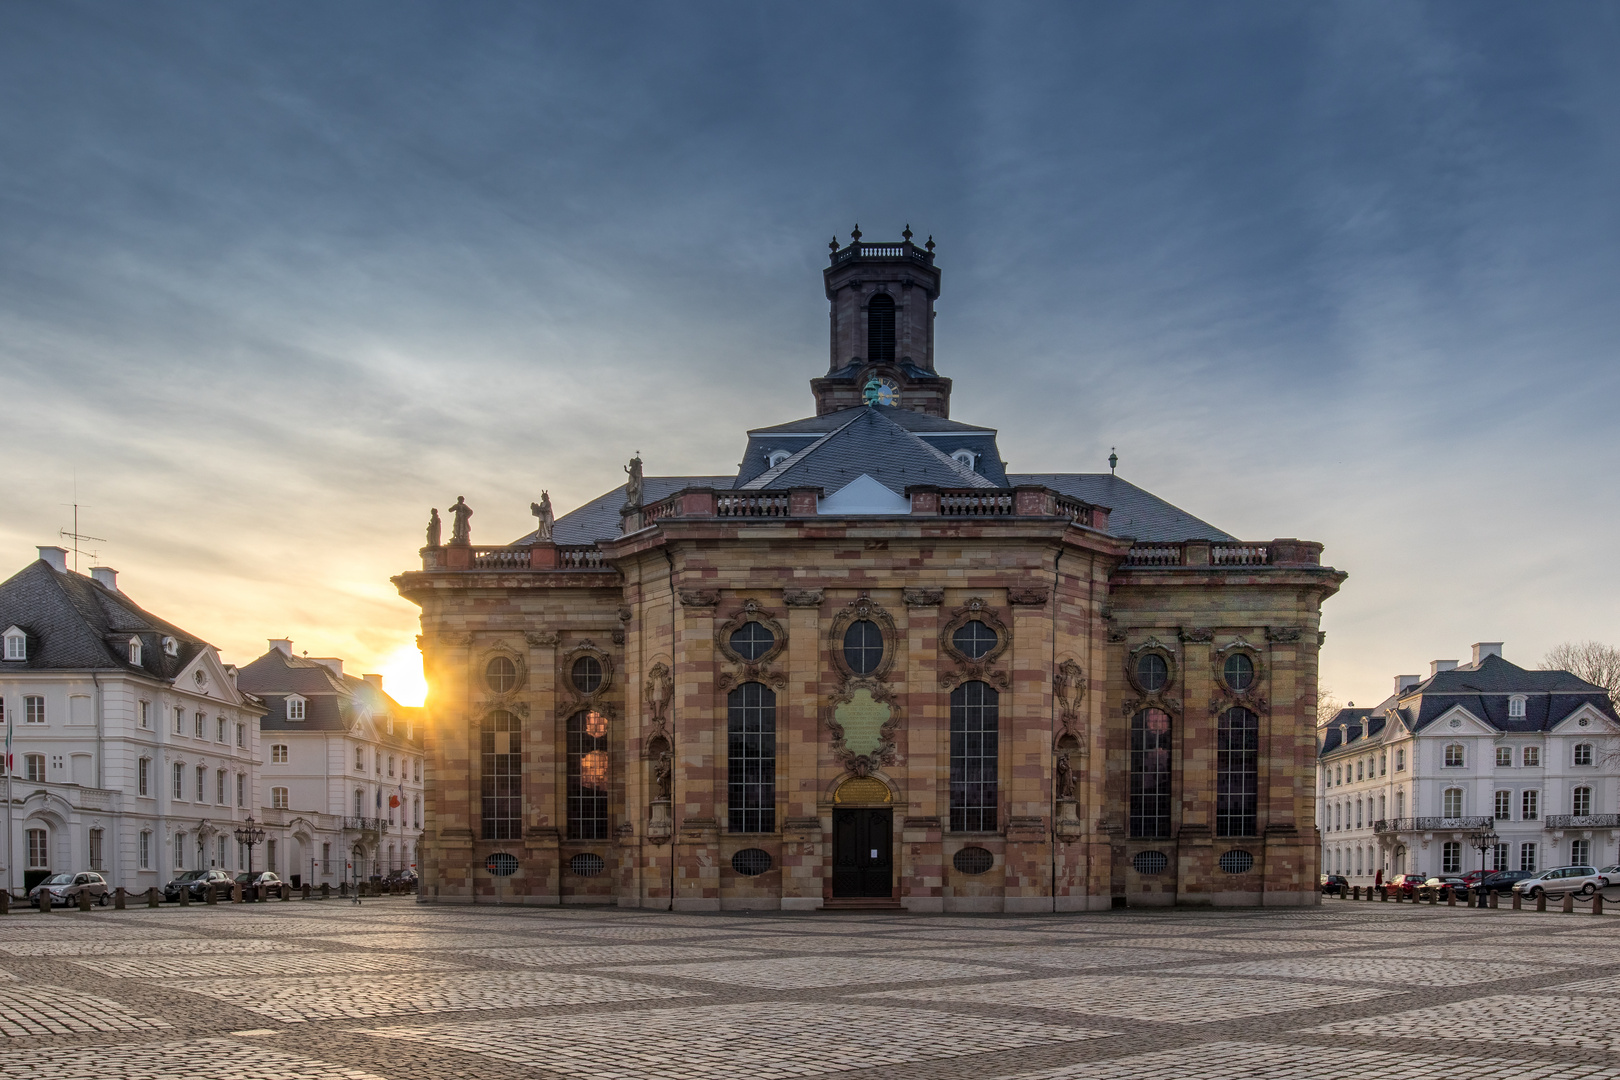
[472,547,532,570]
[830,240,935,266]
[343,817,387,832]
[1123,539,1322,568]
[557,546,606,569]
[938,491,1013,516]
[1124,544,1182,567]
[1545,815,1620,829]
[1373,817,1494,833]
[716,492,791,517]
[1213,544,1268,566]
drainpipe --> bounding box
[663,547,678,912]
[1051,546,1063,914]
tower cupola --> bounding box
[812,225,951,417]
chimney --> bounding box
[311,657,344,677]
[37,546,67,572]
[362,674,383,691]
[89,567,118,592]
[1431,659,1458,677]
[269,639,293,657]
[1472,642,1504,665]
[1395,674,1421,695]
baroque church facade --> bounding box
[397,231,1346,910]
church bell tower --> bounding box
[812,225,952,418]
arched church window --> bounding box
[1130,708,1172,838]
[727,683,776,833]
[481,709,522,841]
[843,620,883,675]
[567,709,609,840]
[951,620,997,660]
[867,293,895,363]
[1216,706,1259,837]
[949,681,999,832]
[728,622,776,662]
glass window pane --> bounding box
[727,683,776,833]
[950,681,999,832]
[1130,708,1172,838]
[843,620,883,675]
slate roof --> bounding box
[236,647,424,749]
[1319,654,1619,757]
[1008,474,1235,543]
[740,408,997,495]
[520,476,736,547]
[738,406,1006,487]
[0,558,211,680]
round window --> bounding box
[951,620,997,660]
[485,656,517,693]
[1135,654,1169,692]
[1222,654,1254,692]
[843,620,883,675]
[731,849,773,876]
[728,622,776,662]
[571,656,604,695]
[1218,849,1255,875]
[569,853,606,877]
[952,847,994,875]
[485,852,518,877]
[1132,850,1168,876]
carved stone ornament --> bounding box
[1007,587,1050,606]
[1266,625,1302,643]
[643,660,674,756]
[1210,638,1269,716]
[1106,624,1127,643]
[1126,636,1178,696]
[715,600,787,666]
[1179,626,1213,643]
[559,639,614,712]
[617,605,633,623]
[782,588,824,608]
[1122,694,1183,718]
[824,678,901,777]
[678,589,719,608]
[902,587,943,607]
[827,596,899,682]
[938,597,1011,691]
[524,631,559,648]
[611,628,625,645]
[1054,658,1089,752]
[439,632,473,646]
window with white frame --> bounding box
[138,757,150,796]
[217,718,226,742]
[1443,788,1464,817]
[174,832,186,869]
[216,769,226,804]
[128,638,142,665]
[1523,746,1540,766]
[765,449,791,468]
[236,723,244,748]
[194,711,205,738]
[1575,743,1595,767]
[951,448,978,469]
[272,786,289,810]
[174,706,184,733]
[236,772,244,807]
[1356,761,1364,781]
[271,744,288,764]
[162,635,177,657]
[1491,842,1508,871]
[172,762,184,799]
[414,759,421,782]
[89,827,104,870]
[413,796,421,828]
[26,828,48,868]
[387,755,395,778]
[1508,695,1527,718]
[1396,790,1405,816]
[139,700,150,729]
[1573,786,1593,816]
[25,696,44,723]
[1496,746,1512,767]
[24,754,44,782]
[1522,789,1539,820]
[2,626,26,660]
[286,696,305,721]
[1444,744,1465,768]
[1380,752,1387,776]
[1572,838,1592,864]
[195,765,205,801]
[355,747,364,771]
[1396,748,1406,771]
[1520,842,1538,872]
[1442,841,1461,874]
[354,788,364,817]
[139,830,151,869]
[387,715,394,735]
[1494,790,1511,819]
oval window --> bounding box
[1135,654,1169,692]
[952,847,994,875]
[571,656,604,695]
[569,853,606,877]
[951,620,997,659]
[1218,849,1255,875]
[1132,850,1168,876]
[1223,654,1255,692]
[485,656,517,693]
[728,622,776,662]
[485,852,518,877]
[843,620,883,675]
[731,849,773,876]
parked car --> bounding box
[1514,866,1607,899]
[1460,869,1490,888]
[234,870,283,900]
[28,872,110,907]
[1474,870,1534,894]
[383,868,418,887]
[1319,874,1349,894]
[1422,876,1469,898]
[1598,865,1620,886]
[163,868,234,902]
[1386,873,1428,898]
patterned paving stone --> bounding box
[1358,944,1620,965]
[66,951,469,978]
[363,1001,1117,1080]
[1179,956,1562,984]
[0,988,171,1036]
[165,969,701,1023]
[0,938,312,956]
[546,925,778,942]
[312,931,534,950]
[1084,936,1346,954]
[0,1037,391,1079]
[863,973,1401,1021]
[882,928,1078,945]
[992,1040,1620,1080]
[615,955,1025,989]
[893,945,1195,969]
[454,944,759,966]
[0,921,190,939]
[1304,993,1620,1050]
[712,933,937,952]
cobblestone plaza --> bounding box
[3,899,1620,1078]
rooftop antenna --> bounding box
[1108,448,1118,476]
[59,475,104,572]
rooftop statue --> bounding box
[623,454,644,510]
[425,508,441,548]
[449,496,473,546]
[530,492,554,540]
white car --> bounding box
[1512,865,1606,899]
[1598,864,1620,887]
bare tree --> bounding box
[1542,641,1620,710]
[1316,687,1341,727]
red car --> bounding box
[1386,873,1428,898]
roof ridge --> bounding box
[875,411,998,488]
[740,413,864,490]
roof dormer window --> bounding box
[286,695,306,721]
[162,636,178,657]
[3,626,25,661]
[127,637,142,666]
[1508,695,1527,718]
[950,449,978,470]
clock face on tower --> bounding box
[862,376,899,407]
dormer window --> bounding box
[286,696,306,721]
[950,449,978,470]
[3,626,25,661]
[162,636,178,657]
[766,449,791,469]
[387,716,395,735]
[1508,695,1527,718]
[127,638,142,666]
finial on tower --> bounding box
[850,223,862,242]
[1109,448,1118,475]
[925,235,935,252]
[830,236,839,252]
[902,224,913,241]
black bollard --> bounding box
[115,887,126,910]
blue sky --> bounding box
[2,3,1617,706]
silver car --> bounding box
[1512,865,1606,899]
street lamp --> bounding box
[234,815,266,875]
[1466,826,1500,908]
